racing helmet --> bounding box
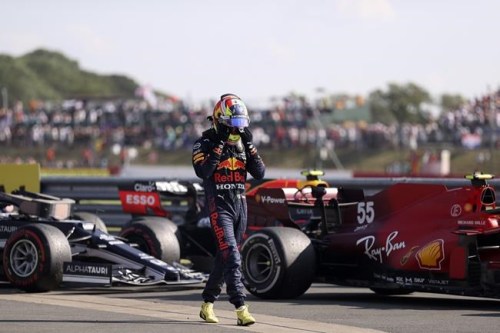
[212,94,250,144]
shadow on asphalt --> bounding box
[3,282,500,314]
[0,319,208,326]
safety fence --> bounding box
[40,176,500,232]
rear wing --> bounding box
[0,187,74,220]
[282,187,339,202]
[118,180,204,216]
[155,181,204,196]
[248,187,340,227]
[118,180,204,196]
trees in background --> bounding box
[368,82,433,124]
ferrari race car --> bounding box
[0,187,204,292]
[241,171,500,300]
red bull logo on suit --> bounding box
[215,157,246,187]
[210,211,229,251]
[217,157,245,171]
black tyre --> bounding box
[119,218,180,264]
[241,227,316,299]
[187,255,214,273]
[73,212,108,233]
[122,216,179,236]
[2,224,72,292]
[131,216,178,231]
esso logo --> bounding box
[126,194,156,206]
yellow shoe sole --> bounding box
[200,312,218,323]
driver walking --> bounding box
[192,93,265,326]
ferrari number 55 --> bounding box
[240,171,500,299]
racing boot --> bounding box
[200,302,219,323]
[236,304,256,326]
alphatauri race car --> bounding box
[241,171,500,300]
[0,187,204,292]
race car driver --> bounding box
[192,93,265,326]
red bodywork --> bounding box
[119,189,167,217]
[244,173,500,298]
[115,174,500,298]
[118,180,202,219]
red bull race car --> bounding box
[0,187,204,292]
[240,171,500,299]
[117,180,217,272]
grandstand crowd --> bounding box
[0,88,498,169]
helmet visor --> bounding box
[220,115,249,128]
[228,116,249,128]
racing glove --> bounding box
[207,124,231,158]
[216,124,231,143]
[239,127,258,156]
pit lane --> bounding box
[1,283,499,333]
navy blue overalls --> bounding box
[192,128,265,307]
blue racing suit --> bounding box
[192,128,265,308]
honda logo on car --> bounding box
[261,195,285,204]
[126,193,156,206]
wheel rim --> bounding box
[245,243,274,284]
[10,239,39,277]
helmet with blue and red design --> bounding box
[211,93,250,144]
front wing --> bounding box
[62,261,206,287]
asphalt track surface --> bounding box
[1,283,500,333]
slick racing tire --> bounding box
[119,218,180,264]
[187,255,214,273]
[241,227,316,299]
[126,216,182,251]
[73,212,108,233]
[131,216,178,231]
[2,224,72,292]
